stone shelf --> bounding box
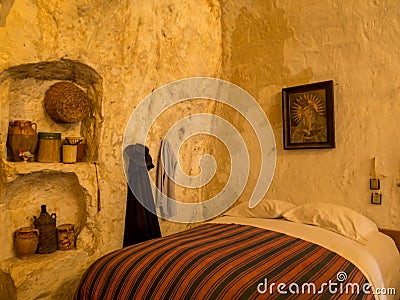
[4,161,97,183]
[2,161,99,209]
[1,160,100,262]
[0,248,99,299]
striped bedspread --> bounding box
[74,223,374,300]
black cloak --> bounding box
[123,144,161,247]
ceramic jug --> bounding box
[14,227,39,259]
[7,120,38,162]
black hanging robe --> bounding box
[123,144,161,247]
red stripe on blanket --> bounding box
[74,223,375,300]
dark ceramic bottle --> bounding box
[34,205,58,254]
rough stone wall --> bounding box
[0,0,222,243]
[1,0,400,298]
[0,0,221,299]
[219,0,400,229]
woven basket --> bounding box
[44,82,90,123]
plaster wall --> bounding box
[219,0,400,229]
[0,0,400,298]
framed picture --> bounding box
[282,80,335,150]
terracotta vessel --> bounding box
[57,224,75,251]
[7,120,38,162]
[34,205,58,254]
[14,227,39,259]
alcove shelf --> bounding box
[0,59,104,299]
[0,58,103,165]
[0,248,100,300]
[4,161,97,184]
[0,57,103,217]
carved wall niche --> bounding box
[0,59,103,299]
[0,58,103,164]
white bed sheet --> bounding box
[210,216,400,300]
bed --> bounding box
[74,201,400,300]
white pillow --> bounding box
[224,199,296,219]
[282,202,378,245]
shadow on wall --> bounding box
[0,0,15,27]
[0,269,16,300]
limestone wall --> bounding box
[219,0,400,229]
[0,0,222,299]
[1,0,400,299]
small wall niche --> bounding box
[1,171,89,260]
[0,58,103,163]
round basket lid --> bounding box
[44,82,90,124]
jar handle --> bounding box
[31,122,37,132]
[33,228,39,237]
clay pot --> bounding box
[15,227,39,259]
[57,224,75,251]
[7,120,38,162]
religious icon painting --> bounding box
[282,80,335,150]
